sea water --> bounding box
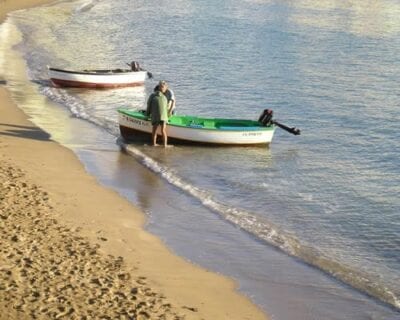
[1,0,399,319]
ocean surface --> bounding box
[1,0,399,319]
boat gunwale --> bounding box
[118,109,274,131]
[48,67,147,76]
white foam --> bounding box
[73,0,102,13]
[121,142,294,253]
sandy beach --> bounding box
[0,1,267,319]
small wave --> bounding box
[73,0,101,13]
[120,141,400,311]
[39,86,120,137]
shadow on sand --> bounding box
[0,123,51,141]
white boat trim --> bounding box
[48,67,148,88]
[118,112,276,145]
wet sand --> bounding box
[0,1,267,319]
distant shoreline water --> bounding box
[1,0,399,319]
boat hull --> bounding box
[48,68,148,88]
[118,110,275,146]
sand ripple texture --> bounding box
[0,162,189,320]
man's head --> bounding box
[158,80,168,93]
[130,61,139,71]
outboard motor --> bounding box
[258,109,274,126]
[130,61,140,71]
[259,108,301,135]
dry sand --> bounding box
[0,1,268,319]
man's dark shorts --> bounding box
[152,120,165,126]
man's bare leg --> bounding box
[161,123,168,147]
[152,125,159,146]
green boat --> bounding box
[118,108,299,146]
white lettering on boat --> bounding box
[242,132,262,136]
[124,115,149,127]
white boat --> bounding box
[118,109,279,146]
[48,63,152,88]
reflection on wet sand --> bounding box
[115,149,162,212]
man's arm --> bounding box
[167,90,176,115]
[146,94,153,116]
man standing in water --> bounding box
[146,80,169,147]
[154,82,176,116]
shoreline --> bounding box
[0,1,267,319]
